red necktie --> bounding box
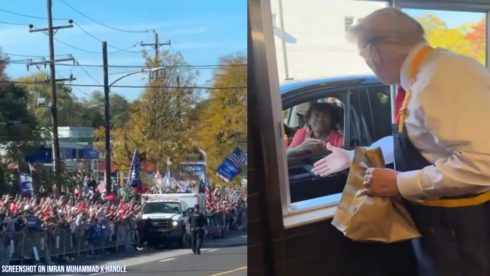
[394,86,406,124]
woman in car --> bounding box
[287,102,343,157]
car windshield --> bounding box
[143,202,182,214]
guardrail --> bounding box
[0,211,247,265]
[0,222,140,265]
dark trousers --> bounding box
[192,229,204,253]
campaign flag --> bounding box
[216,147,247,182]
[128,150,141,188]
[19,173,34,196]
[200,172,214,211]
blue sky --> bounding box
[0,0,247,101]
[404,8,485,28]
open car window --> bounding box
[282,84,391,208]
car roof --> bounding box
[280,75,381,95]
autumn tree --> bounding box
[195,54,247,188]
[95,49,198,174]
[414,14,485,65]
[465,18,486,64]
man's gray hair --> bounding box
[347,7,425,47]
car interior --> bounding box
[284,97,349,203]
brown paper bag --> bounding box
[332,147,421,243]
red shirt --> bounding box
[288,128,344,149]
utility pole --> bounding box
[102,41,112,193]
[141,31,171,64]
[141,32,171,138]
[29,0,73,189]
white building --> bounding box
[270,0,387,83]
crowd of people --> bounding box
[0,178,247,264]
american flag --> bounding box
[227,147,248,168]
[200,171,214,211]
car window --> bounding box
[284,95,347,203]
[143,202,181,214]
[366,86,392,140]
[346,87,371,148]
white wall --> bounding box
[270,0,387,83]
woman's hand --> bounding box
[299,138,326,152]
[288,138,326,157]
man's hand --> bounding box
[312,143,352,177]
[361,168,400,197]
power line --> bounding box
[74,22,142,54]
[76,64,102,85]
[5,80,247,90]
[0,7,69,21]
[7,60,247,69]
[53,37,101,54]
[56,68,90,98]
[4,52,70,58]
[0,21,29,26]
[108,70,141,76]
[58,0,152,34]
[52,37,143,55]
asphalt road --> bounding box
[108,245,247,276]
[1,231,247,276]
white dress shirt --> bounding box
[393,42,490,201]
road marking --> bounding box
[210,266,247,276]
[207,249,219,252]
[159,257,176,262]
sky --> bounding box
[0,0,247,102]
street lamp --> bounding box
[103,63,165,193]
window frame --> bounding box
[252,0,490,230]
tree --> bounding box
[0,55,43,194]
[415,14,447,32]
[195,54,247,188]
[465,18,486,64]
[94,49,199,175]
[414,14,485,65]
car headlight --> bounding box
[172,221,179,227]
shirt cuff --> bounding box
[397,170,425,201]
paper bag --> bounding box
[332,147,421,243]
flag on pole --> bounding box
[19,173,34,196]
[128,150,142,188]
[216,147,248,182]
[200,171,214,211]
